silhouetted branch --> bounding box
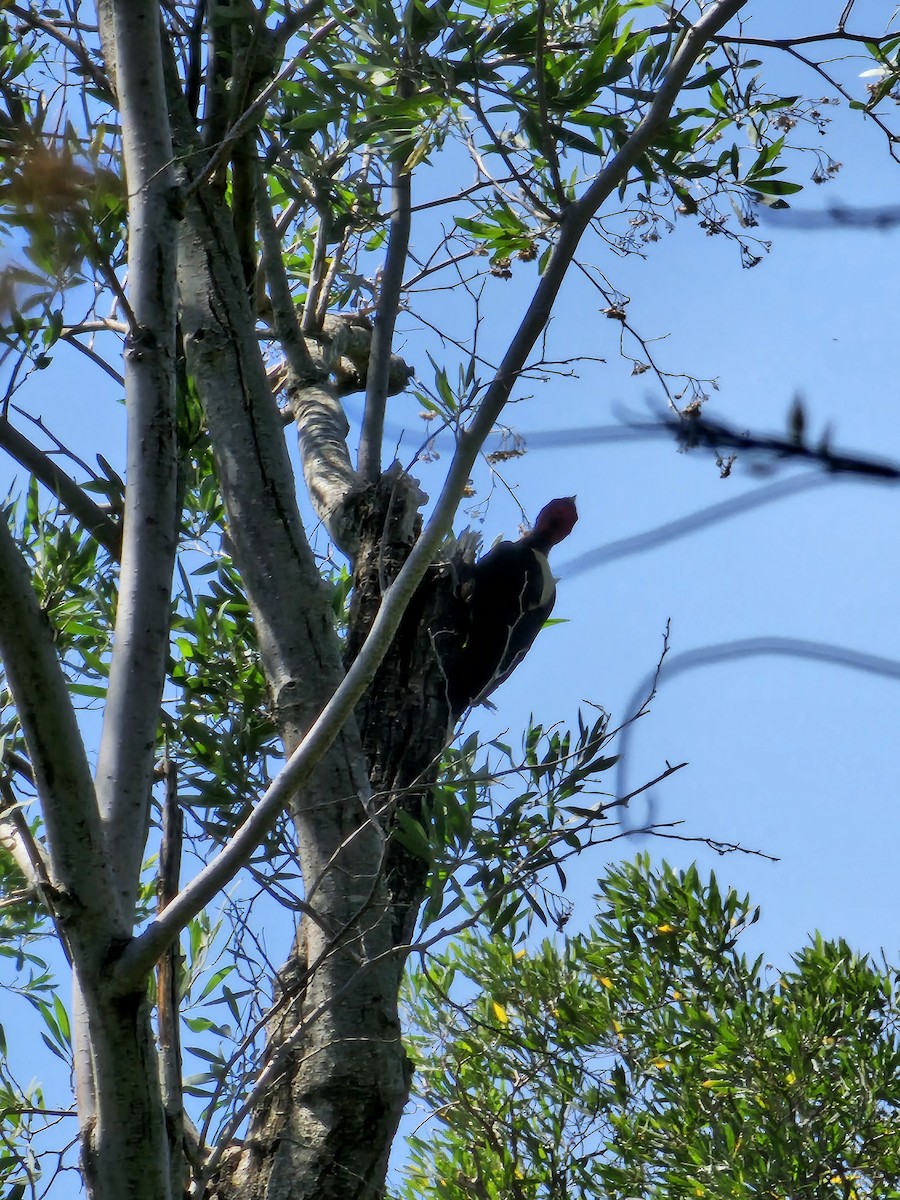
[616,635,900,802]
[768,204,900,231]
[668,410,900,481]
[559,474,829,578]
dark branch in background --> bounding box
[767,204,900,230]
[669,409,900,481]
[0,418,122,559]
[185,0,206,120]
[616,636,900,807]
[558,474,830,578]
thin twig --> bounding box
[358,71,414,482]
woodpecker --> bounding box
[448,497,578,717]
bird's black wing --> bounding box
[448,541,556,714]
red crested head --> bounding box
[531,496,578,549]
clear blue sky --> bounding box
[439,6,900,966]
[5,2,900,1189]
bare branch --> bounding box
[301,213,332,334]
[7,4,112,98]
[359,81,414,483]
[617,636,900,802]
[672,410,900,481]
[0,516,110,926]
[255,170,317,379]
[0,418,122,559]
[94,0,180,918]
[59,331,126,387]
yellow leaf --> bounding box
[598,976,613,989]
[652,1058,670,1070]
[785,1071,796,1085]
[672,990,683,1001]
[612,1018,622,1035]
[657,923,675,934]
[403,135,431,173]
[492,1001,508,1024]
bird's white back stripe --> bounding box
[533,550,555,607]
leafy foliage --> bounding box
[400,857,900,1200]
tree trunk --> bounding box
[222,472,470,1199]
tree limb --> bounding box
[616,636,900,803]
[0,418,122,560]
[358,76,414,482]
[0,516,110,926]
[93,0,180,923]
[256,172,364,553]
[671,410,900,480]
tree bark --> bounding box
[221,468,470,1200]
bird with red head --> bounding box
[447,498,578,717]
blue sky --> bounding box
[4,1,900,1187]
[434,20,900,964]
